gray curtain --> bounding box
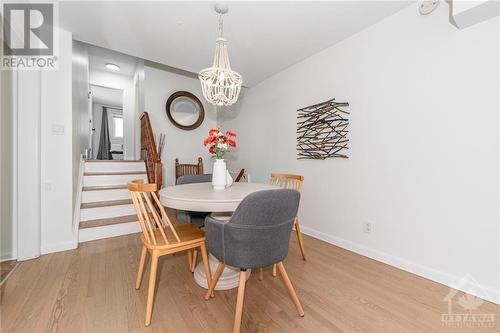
[96,107,113,160]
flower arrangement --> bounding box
[203,128,237,160]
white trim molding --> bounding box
[78,221,141,243]
[73,156,85,234]
[300,225,500,305]
[41,239,78,255]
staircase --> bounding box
[78,160,147,243]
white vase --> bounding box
[212,159,227,190]
[226,170,234,187]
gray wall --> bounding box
[0,70,15,260]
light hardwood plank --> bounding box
[84,171,146,176]
[1,234,499,332]
[86,160,144,163]
[80,199,132,209]
[79,214,138,229]
[82,185,128,191]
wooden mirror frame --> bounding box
[166,91,205,130]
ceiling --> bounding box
[90,85,123,108]
[88,44,139,77]
[61,1,411,87]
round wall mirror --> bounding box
[166,91,205,130]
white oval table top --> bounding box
[159,182,281,212]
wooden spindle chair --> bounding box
[234,168,245,182]
[267,173,306,278]
[128,180,212,326]
[175,157,204,182]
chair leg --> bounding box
[258,267,264,281]
[205,262,225,300]
[191,249,198,273]
[233,270,247,333]
[136,245,148,290]
[272,264,277,277]
[294,218,307,261]
[199,243,213,298]
[145,251,159,326]
[187,249,193,272]
[277,262,304,317]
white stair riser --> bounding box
[80,204,136,221]
[79,221,141,243]
[84,162,146,173]
[83,174,147,186]
[82,189,131,203]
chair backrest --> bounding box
[128,179,180,247]
[270,173,304,191]
[175,157,203,181]
[176,173,212,185]
[234,168,245,182]
[213,189,300,268]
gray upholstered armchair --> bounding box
[204,189,305,333]
[175,174,212,228]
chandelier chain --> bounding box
[218,14,224,37]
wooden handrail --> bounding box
[140,112,163,190]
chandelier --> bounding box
[199,4,242,107]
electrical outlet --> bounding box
[363,222,372,234]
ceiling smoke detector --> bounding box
[419,0,440,15]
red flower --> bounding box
[209,145,215,154]
[203,136,216,146]
[209,128,220,136]
[226,130,237,137]
[227,139,236,148]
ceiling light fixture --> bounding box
[105,63,121,71]
[199,4,242,107]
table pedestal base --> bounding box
[194,254,251,290]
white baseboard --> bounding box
[41,239,78,255]
[300,225,500,305]
[1,251,17,262]
[78,221,141,243]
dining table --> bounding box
[159,181,280,290]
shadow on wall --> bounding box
[212,87,247,125]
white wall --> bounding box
[144,66,218,186]
[16,69,43,260]
[0,68,16,261]
[72,40,90,212]
[133,61,145,159]
[40,28,76,254]
[230,4,500,302]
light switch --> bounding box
[52,124,65,135]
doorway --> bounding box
[90,85,124,160]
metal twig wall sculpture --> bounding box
[297,98,350,160]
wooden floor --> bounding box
[0,260,17,283]
[1,234,499,333]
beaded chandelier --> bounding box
[199,4,242,107]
